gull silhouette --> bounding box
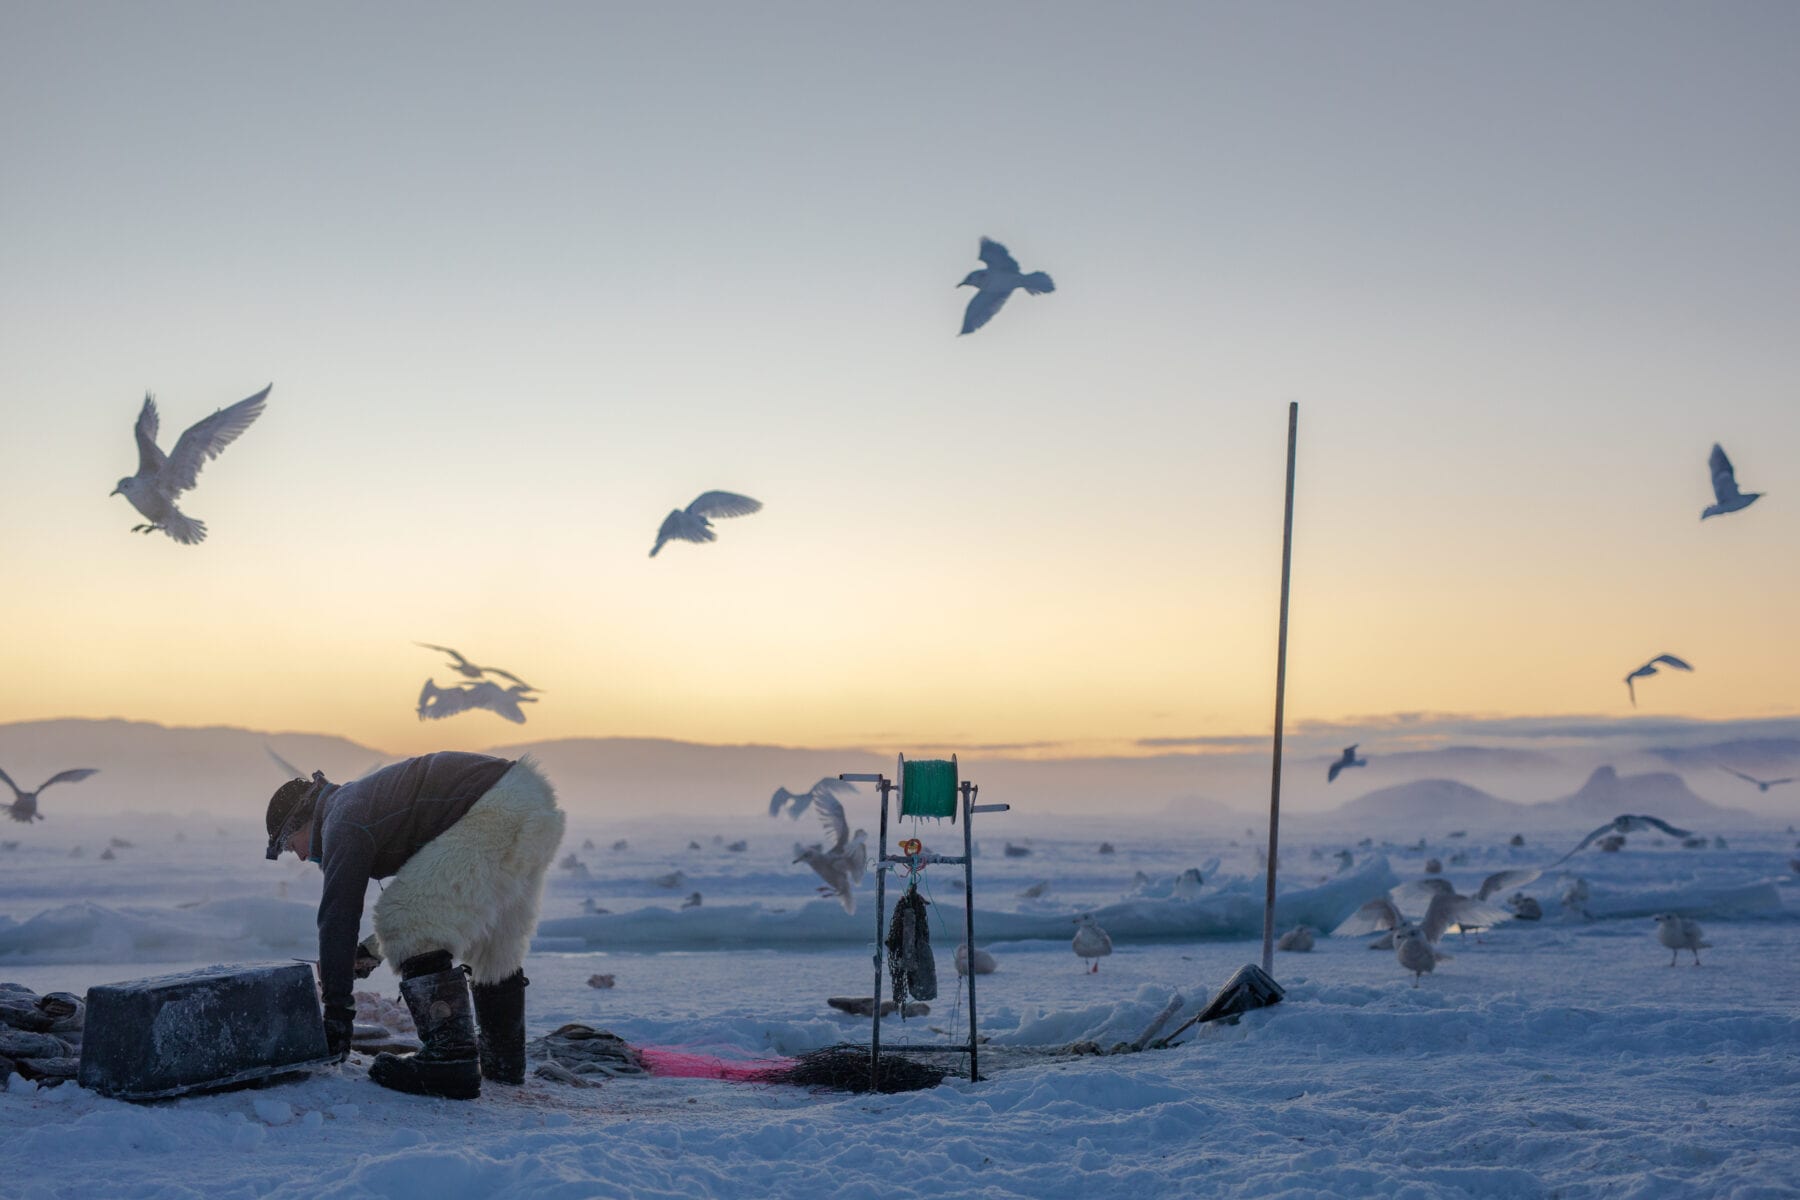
[768,777,856,820]
[1624,654,1692,706]
[1550,815,1693,867]
[1701,444,1762,520]
[1327,744,1367,783]
[792,793,867,914]
[0,767,100,823]
[1718,766,1794,794]
[958,238,1055,335]
[416,679,538,724]
[110,385,269,544]
[650,491,763,557]
[414,643,538,690]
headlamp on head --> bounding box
[265,772,329,860]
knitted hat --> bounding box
[265,773,326,860]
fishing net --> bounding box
[760,1045,951,1093]
[885,884,937,1006]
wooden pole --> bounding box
[1261,402,1299,977]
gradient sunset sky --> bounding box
[3,3,1796,758]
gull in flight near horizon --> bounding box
[1327,744,1367,783]
[1550,814,1693,868]
[1624,654,1692,707]
[414,643,538,691]
[0,767,100,824]
[793,793,867,914]
[1700,444,1762,520]
[110,385,269,545]
[768,777,856,820]
[650,491,763,557]
[958,237,1055,335]
[1718,766,1794,794]
[416,679,539,725]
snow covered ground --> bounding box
[3,812,1798,1199]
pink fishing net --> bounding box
[637,1047,795,1082]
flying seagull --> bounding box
[650,490,763,557]
[416,679,538,725]
[1718,766,1794,794]
[110,385,270,544]
[768,777,856,820]
[1327,744,1367,783]
[414,643,538,690]
[792,792,867,914]
[1550,814,1694,867]
[1701,444,1762,520]
[1624,654,1692,707]
[0,767,100,824]
[958,237,1055,335]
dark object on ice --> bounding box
[0,986,83,1036]
[1682,836,1708,849]
[1424,858,1443,874]
[534,1059,597,1087]
[77,963,332,1100]
[1157,964,1285,1046]
[885,885,937,1006]
[726,840,747,852]
[826,996,931,1018]
[1097,841,1115,855]
[1002,842,1031,858]
[761,1044,948,1093]
[14,1055,79,1082]
[367,950,481,1100]
[1509,894,1543,921]
[1,1029,74,1059]
[526,1022,648,1078]
[587,973,616,989]
[1509,834,1526,847]
[1600,834,1627,852]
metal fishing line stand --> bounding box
[839,753,1008,1085]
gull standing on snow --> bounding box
[1550,815,1694,867]
[1624,654,1692,707]
[1719,766,1794,794]
[1072,913,1113,973]
[957,238,1055,335]
[792,793,867,914]
[0,767,100,824]
[649,490,762,557]
[1653,913,1710,966]
[1394,926,1447,987]
[1700,444,1762,520]
[1328,744,1367,783]
[768,777,855,820]
[110,385,270,544]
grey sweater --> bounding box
[313,751,515,1012]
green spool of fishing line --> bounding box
[900,758,959,820]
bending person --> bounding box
[265,752,566,1099]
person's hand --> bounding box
[323,1005,356,1062]
[353,936,382,980]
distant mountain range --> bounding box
[1307,766,1754,832]
[0,718,1777,823]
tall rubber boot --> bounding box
[470,970,528,1085]
[368,950,481,1100]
